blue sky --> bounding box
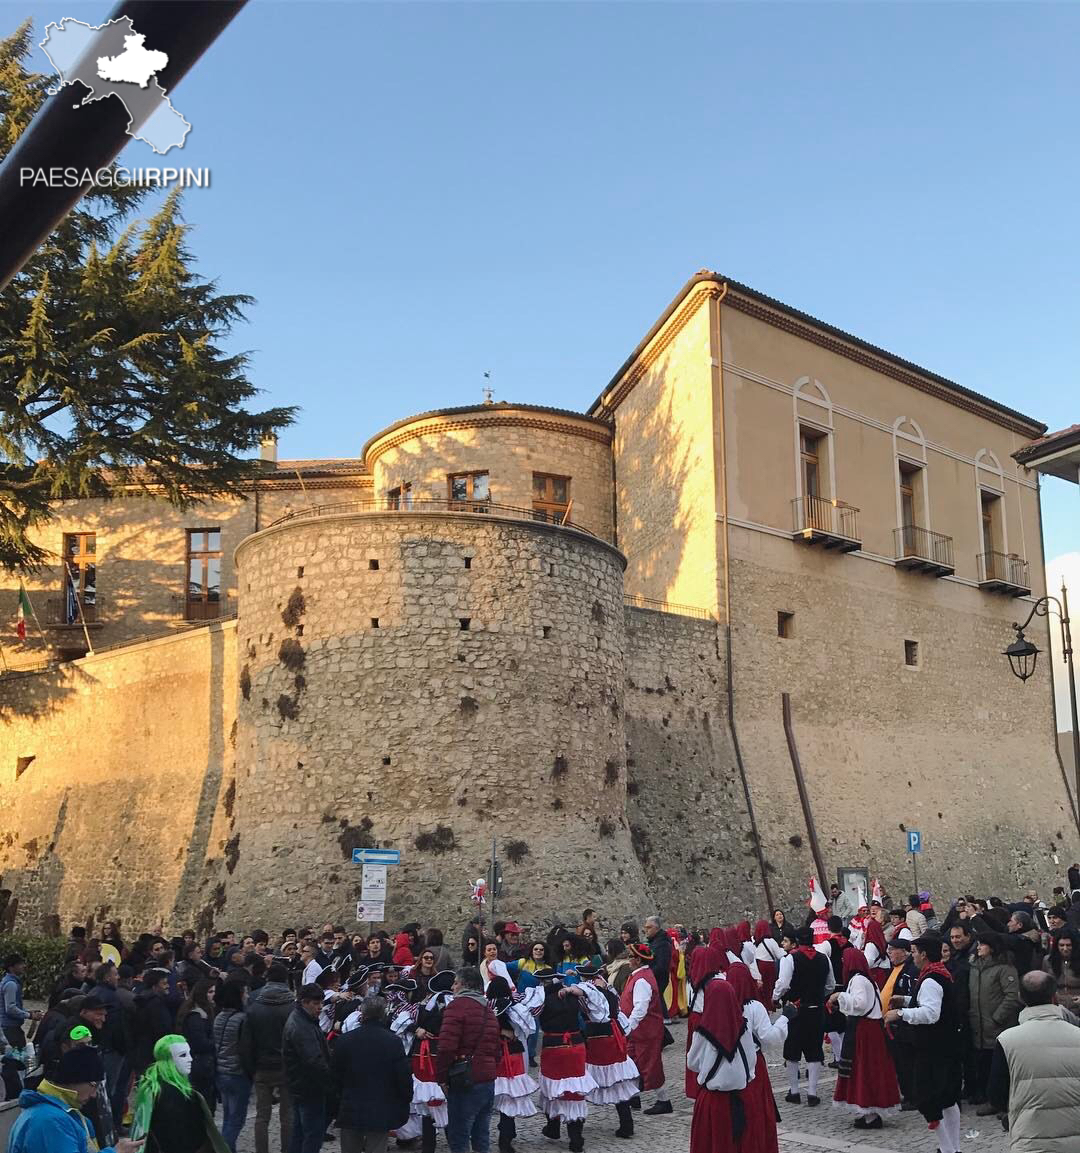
[6,1,1078,562]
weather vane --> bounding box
[482,371,493,405]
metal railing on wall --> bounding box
[894,524,954,569]
[623,593,714,620]
[268,496,597,538]
[791,495,860,541]
[977,551,1030,589]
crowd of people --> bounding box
[2,881,1080,1153]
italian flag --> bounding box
[16,584,31,640]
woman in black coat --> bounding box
[176,978,217,1109]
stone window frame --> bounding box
[973,449,1011,560]
[792,377,835,509]
[891,417,932,534]
[531,471,571,525]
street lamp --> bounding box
[1004,629,1040,682]
[1004,582,1080,826]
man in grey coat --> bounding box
[989,970,1080,1152]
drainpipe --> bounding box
[711,285,774,911]
[782,692,829,888]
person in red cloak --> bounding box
[827,948,900,1129]
[725,962,789,1153]
[861,917,890,990]
[686,975,754,1153]
[753,920,784,1010]
[685,944,727,1099]
[620,943,670,1115]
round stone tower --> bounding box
[228,451,649,930]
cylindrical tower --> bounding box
[229,506,648,930]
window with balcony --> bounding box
[791,424,859,549]
[186,529,222,620]
[60,532,96,624]
[532,473,570,524]
[448,471,490,512]
[976,488,1029,594]
[894,460,953,574]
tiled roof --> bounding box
[1015,423,1080,458]
[277,458,367,475]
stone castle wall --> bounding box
[622,607,769,925]
[227,510,650,931]
[0,622,237,935]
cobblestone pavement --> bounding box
[235,1019,1010,1153]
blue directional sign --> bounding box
[907,830,922,854]
[352,848,401,865]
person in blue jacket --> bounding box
[7,1044,144,1153]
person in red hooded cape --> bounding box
[725,962,789,1153]
[685,942,727,1099]
[753,920,784,1010]
[828,948,900,1128]
[861,916,890,990]
[686,975,754,1153]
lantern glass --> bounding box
[1004,634,1040,682]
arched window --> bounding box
[793,378,835,527]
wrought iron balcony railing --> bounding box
[894,525,954,575]
[977,552,1030,595]
[791,496,860,551]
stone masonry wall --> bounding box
[623,607,769,925]
[229,511,650,932]
[729,529,1079,911]
[371,415,614,542]
[0,622,236,935]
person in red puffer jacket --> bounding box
[436,966,502,1153]
[393,932,415,967]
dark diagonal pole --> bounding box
[0,0,247,291]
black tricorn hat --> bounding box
[575,963,604,979]
[532,966,561,981]
[384,978,418,994]
[427,969,455,994]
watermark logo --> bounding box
[38,15,200,162]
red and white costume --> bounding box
[687,977,757,1153]
[753,921,784,1010]
[537,974,597,1122]
[391,981,453,1137]
[832,951,900,1116]
[620,962,665,1090]
[575,980,639,1105]
[861,918,891,990]
[491,986,541,1118]
[726,962,786,1153]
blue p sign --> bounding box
[907,830,922,854]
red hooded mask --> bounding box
[697,972,743,1058]
[842,947,871,984]
[725,960,757,1006]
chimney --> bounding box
[259,434,278,466]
